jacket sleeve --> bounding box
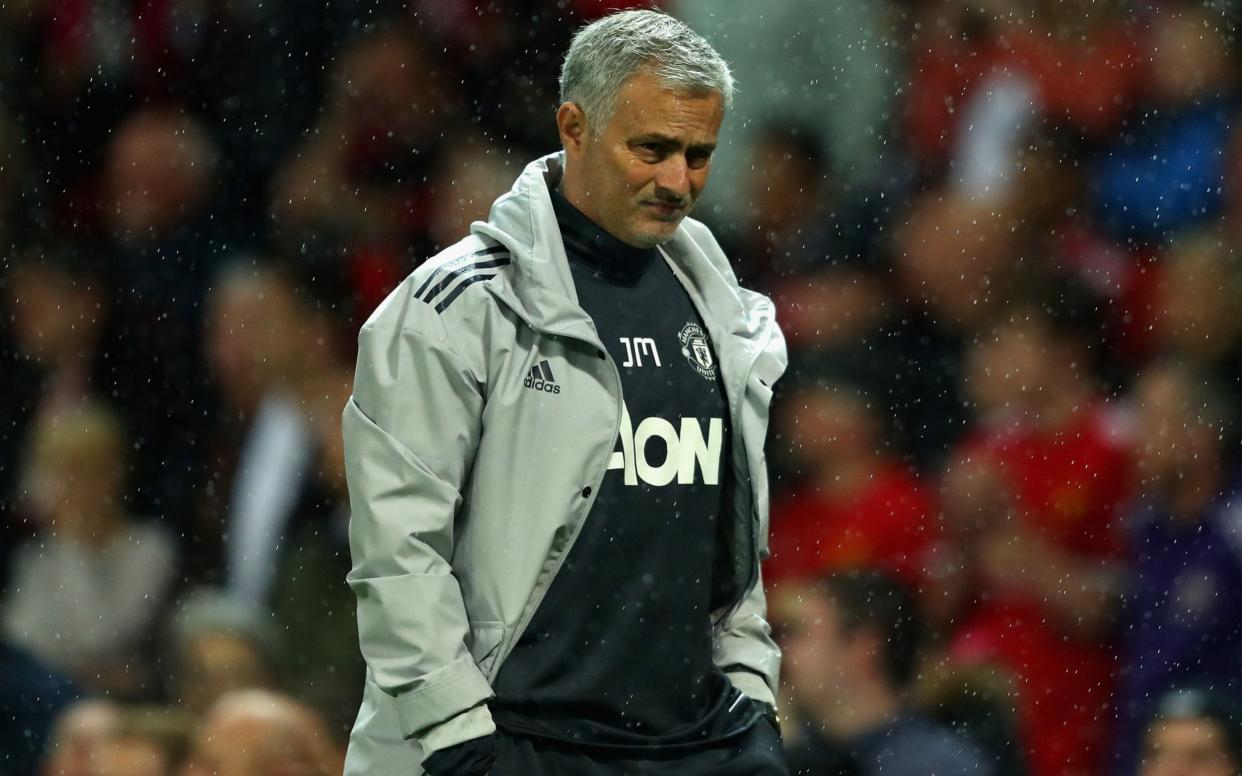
[342,288,495,752]
[714,566,781,708]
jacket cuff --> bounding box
[727,668,777,709]
[419,705,497,761]
[391,653,494,740]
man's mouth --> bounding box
[645,201,684,217]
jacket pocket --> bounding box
[748,350,782,410]
[467,620,506,677]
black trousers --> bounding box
[491,718,790,776]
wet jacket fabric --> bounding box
[340,152,787,775]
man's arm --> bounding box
[342,290,495,758]
[714,567,781,710]
[714,281,786,712]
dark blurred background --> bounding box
[2,1,1242,775]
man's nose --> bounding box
[654,156,691,200]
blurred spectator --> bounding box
[773,263,937,472]
[93,706,193,776]
[2,242,108,410]
[1089,6,1238,244]
[270,366,364,738]
[100,106,225,524]
[190,260,291,587]
[1150,231,1242,437]
[732,121,881,290]
[40,698,121,776]
[887,189,1029,463]
[103,107,217,241]
[0,239,110,581]
[1116,362,1242,774]
[209,257,350,603]
[1138,689,1242,776]
[0,639,79,776]
[934,453,1016,635]
[406,0,582,151]
[165,590,280,717]
[764,379,942,597]
[179,1,350,239]
[903,0,1140,177]
[191,261,318,599]
[182,689,342,776]
[775,263,891,361]
[426,131,522,252]
[918,665,1028,776]
[776,569,991,776]
[273,25,454,265]
[1,400,176,696]
[948,296,1133,776]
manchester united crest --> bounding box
[678,322,717,380]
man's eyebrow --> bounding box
[630,133,677,146]
[630,134,716,153]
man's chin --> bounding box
[628,219,681,248]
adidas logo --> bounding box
[524,360,561,395]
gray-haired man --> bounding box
[341,10,789,775]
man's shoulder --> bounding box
[361,235,513,333]
[406,235,514,314]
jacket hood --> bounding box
[471,152,773,353]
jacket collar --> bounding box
[472,152,753,349]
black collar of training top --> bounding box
[550,185,658,285]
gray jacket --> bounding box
[341,152,787,775]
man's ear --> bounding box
[557,102,589,156]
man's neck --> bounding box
[550,185,654,283]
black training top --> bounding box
[491,189,758,751]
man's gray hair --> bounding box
[560,9,734,133]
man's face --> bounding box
[1141,719,1238,776]
[182,714,266,776]
[97,737,168,776]
[561,70,724,248]
[1133,368,1205,490]
[773,587,859,713]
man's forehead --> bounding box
[609,74,724,136]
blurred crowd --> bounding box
[1,1,1242,775]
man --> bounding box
[777,570,991,776]
[182,689,342,776]
[39,699,118,776]
[341,9,788,776]
[1116,362,1242,774]
[1139,689,1242,776]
